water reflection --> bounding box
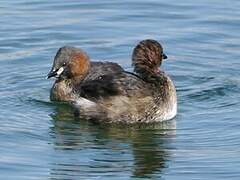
[49,104,176,178]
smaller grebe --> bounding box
[47,39,177,123]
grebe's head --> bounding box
[132,39,167,76]
[47,46,90,81]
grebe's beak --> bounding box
[162,53,168,60]
[46,67,64,79]
[47,69,57,79]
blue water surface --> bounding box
[1,0,240,179]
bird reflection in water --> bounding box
[49,104,176,179]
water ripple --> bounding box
[1,0,240,179]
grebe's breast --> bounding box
[154,74,177,121]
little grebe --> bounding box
[47,39,177,123]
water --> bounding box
[1,0,240,179]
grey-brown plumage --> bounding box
[47,39,177,123]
